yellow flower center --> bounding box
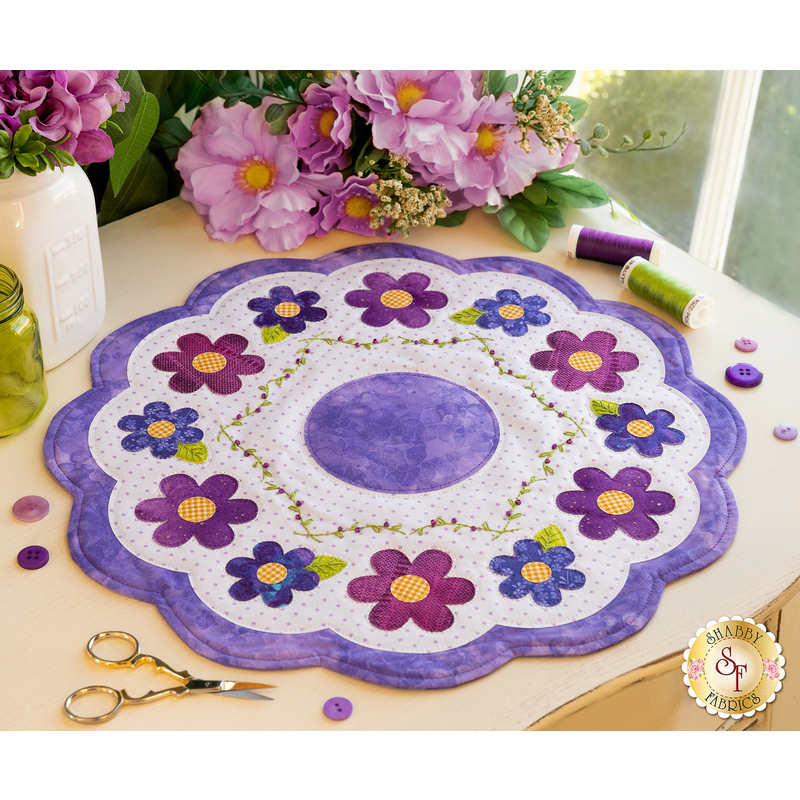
[380,289,414,308]
[317,107,337,139]
[192,352,227,373]
[344,195,374,218]
[274,302,301,318]
[177,496,216,523]
[147,420,176,439]
[475,124,504,159]
[236,156,277,194]
[568,351,603,372]
[256,562,288,585]
[596,490,635,516]
[390,574,430,603]
[520,561,552,583]
[626,419,655,438]
[498,304,524,320]
[395,79,427,113]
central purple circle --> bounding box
[304,372,500,493]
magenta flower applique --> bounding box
[314,174,390,237]
[175,97,342,252]
[135,473,258,550]
[347,549,475,632]
[556,466,676,541]
[152,332,265,395]
[530,330,639,392]
[288,75,352,173]
[344,272,448,328]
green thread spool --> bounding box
[620,257,714,329]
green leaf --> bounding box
[590,399,620,417]
[449,306,484,325]
[560,95,588,121]
[536,171,608,208]
[98,148,169,225]
[497,198,551,251]
[261,325,290,345]
[534,524,567,551]
[485,70,515,98]
[305,555,348,580]
[109,71,145,146]
[265,103,285,123]
[138,70,174,103]
[13,124,33,148]
[534,203,566,228]
[176,441,209,464]
[435,208,468,227]
[151,117,192,162]
[109,90,160,195]
[522,181,548,206]
[544,71,576,90]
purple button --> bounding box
[735,337,758,353]
[323,697,353,721]
[774,424,798,441]
[725,363,763,388]
[17,545,49,570]
[12,495,50,522]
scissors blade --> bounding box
[220,690,274,701]
[220,680,277,691]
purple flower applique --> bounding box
[530,330,639,392]
[347,549,475,632]
[596,403,685,457]
[135,473,258,549]
[152,333,265,395]
[489,539,585,606]
[473,289,550,336]
[556,466,676,541]
[226,541,320,608]
[117,401,203,459]
[314,174,391,237]
[288,75,352,173]
[247,286,327,334]
[344,272,448,328]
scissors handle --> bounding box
[63,683,192,724]
[86,631,191,682]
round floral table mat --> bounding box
[44,243,745,688]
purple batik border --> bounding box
[44,243,746,689]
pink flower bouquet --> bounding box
[175,70,612,253]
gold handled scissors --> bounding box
[64,631,275,724]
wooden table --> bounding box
[3,197,798,731]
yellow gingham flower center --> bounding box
[568,350,603,372]
[177,496,216,523]
[390,574,430,603]
[596,490,635,516]
[147,420,176,439]
[626,419,655,438]
[520,561,552,583]
[380,289,413,309]
[274,301,301,318]
[344,195,374,218]
[192,352,227,374]
[395,79,427,113]
[317,107,336,139]
[256,562,288,585]
[498,303,524,320]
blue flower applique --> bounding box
[226,541,321,608]
[118,401,204,460]
[248,286,327,335]
[489,538,585,607]
[595,402,685,458]
[473,289,550,336]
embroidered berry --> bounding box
[558,412,564,417]
[507,370,513,375]
[430,519,436,526]
[551,444,557,450]
[414,340,420,345]
[490,350,495,355]
[531,392,536,397]
[471,526,477,531]
[451,518,457,524]
[384,521,389,528]
[295,358,301,364]
[255,407,261,413]
[236,414,242,419]
[373,339,378,344]
[338,336,343,341]
[295,514,301,520]
[451,338,458,344]
[505,510,512,517]
[548,402,554,408]
[234,440,240,445]
[566,439,573,444]
[261,393,267,399]
[355,343,360,348]
[277,488,285,494]
[296,500,303,506]
[522,481,527,487]
[515,499,521,505]
[545,459,551,464]
[433,339,439,344]
[494,361,500,366]
[284,373,291,379]
[337,526,344,532]
[354,527,361,533]
[305,349,310,353]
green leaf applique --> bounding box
[261,325,290,345]
[176,442,209,464]
[449,306,485,325]
[534,525,567,551]
[590,399,620,417]
[305,555,348,580]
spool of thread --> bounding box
[567,224,665,267]
[620,257,714,329]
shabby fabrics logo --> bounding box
[683,616,785,719]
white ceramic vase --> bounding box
[0,165,106,371]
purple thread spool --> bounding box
[566,225,665,267]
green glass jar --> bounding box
[0,263,48,438]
